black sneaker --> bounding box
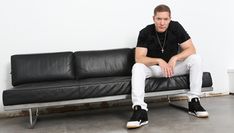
[188,97,209,118]
[126,105,148,129]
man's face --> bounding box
[153,12,171,32]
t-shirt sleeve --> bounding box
[136,30,148,48]
[174,22,191,44]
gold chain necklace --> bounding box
[155,30,167,53]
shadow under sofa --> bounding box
[2,48,213,128]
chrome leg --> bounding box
[167,96,188,112]
[167,95,171,103]
[28,108,39,129]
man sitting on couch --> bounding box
[127,4,209,129]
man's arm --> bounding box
[135,47,160,66]
[168,39,196,68]
[135,47,173,77]
[166,38,196,77]
[174,38,196,60]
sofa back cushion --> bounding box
[74,48,134,79]
[11,52,75,86]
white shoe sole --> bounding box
[188,111,209,118]
[126,121,148,129]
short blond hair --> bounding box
[154,4,171,17]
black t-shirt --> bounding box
[137,21,190,62]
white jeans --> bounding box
[131,54,202,111]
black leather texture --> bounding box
[3,77,131,105]
[3,48,213,106]
[11,52,75,86]
[74,48,134,79]
[3,72,212,106]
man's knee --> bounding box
[187,54,202,65]
[132,63,147,73]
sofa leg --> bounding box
[28,108,39,129]
[167,96,188,112]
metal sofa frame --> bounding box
[4,87,213,128]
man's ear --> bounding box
[152,16,155,22]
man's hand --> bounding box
[158,59,173,78]
[168,56,178,70]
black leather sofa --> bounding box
[2,48,213,128]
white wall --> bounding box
[0,0,234,113]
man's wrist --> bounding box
[172,56,179,61]
[155,58,162,65]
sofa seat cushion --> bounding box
[3,76,131,106]
[3,72,212,106]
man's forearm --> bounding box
[135,56,161,66]
[174,47,196,61]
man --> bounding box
[126,4,208,129]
